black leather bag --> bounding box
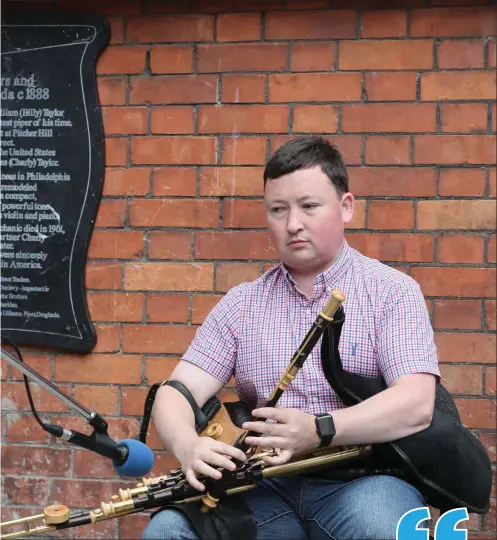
[320,306,492,514]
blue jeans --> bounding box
[142,474,425,540]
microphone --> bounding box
[45,423,155,477]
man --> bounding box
[143,136,441,540]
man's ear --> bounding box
[341,192,355,224]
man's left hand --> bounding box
[242,407,320,465]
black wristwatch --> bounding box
[315,413,336,448]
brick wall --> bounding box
[1,1,496,538]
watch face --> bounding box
[317,415,335,437]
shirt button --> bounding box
[312,397,319,403]
[306,309,311,315]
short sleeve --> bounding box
[377,279,441,386]
[181,286,243,384]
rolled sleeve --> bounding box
[377,279,441,386]
[182,286,243,384]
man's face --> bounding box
[264,165,354,274]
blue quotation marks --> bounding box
[396,507,469,540]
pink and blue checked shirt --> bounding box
[182,240,441,415]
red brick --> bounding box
[151,106,194,134]
[0,382,70,413]
[438,39,484,68]
[148,231,192,260]
[97,46,146,75]
[92,324,121,353]
[440,364,483,395]
[410,7,497,37]
[435,333,496,363]
[3,477,51,506]
[488,234,496,264]
[221,75,265,103]
[343,104,436,133]
[123,325,197,354]
[1,446,71,475]
[152,167,197,196]
[130,75,217,104]
[271,135,362,166]
[74,448,115,478]
[440,103,487,133]
[360,10,406,38]
[479,432,496,462]
[485,300,496,331]
[414,136,496,165]
[145,356,181,384]
[195,231,276,260]
[346,233,434,263]
[5,415,49,443]
[438,234,485,264]
[105,137,127,166]
[367,201,414,230]
[131,136,217,165]
[59,0,140,14]
[107,15,123,44]
[215,263,261,292]
[121,386,148,416]
[97,77,126,105]
[199,105,288,134]
[49,478,116,509]
[286,0,328,7]
[489,38,496,68]
[88,230,144,259]
[223,199,265,228]
[8,353,52,381]
[221,137,266,166]
[290,42,336,72]
[485,366,496,396]
[74,385,118,415]
[85,262,122,290]
[418,200,495,230]
[200,167,264,196]
[102,107,147,135]
[269,73,361,102]
[364,72,417,102]
[434,299,482,330]
[103,167,150,196]
[146,294,189,323]
[95,199,126,228]
[120,514,153,540]
[216,13,261,42]
[124,262,213,291]
[411,268,496,297]
[130,199,218,228]
[87,292,143,322]
[150,45,194,74]
[454,398,495,429]
[347,200,366,230]
[490,168,496,197]
[192,0,282,10]
[293,105,338,134]
[198,43,286,73]
[439,168,486,197]
[265,10,356,39]
[192,295,223,324]
[421,72,496,100]
[126,15,214,42]
[55,354,142,384]
[365,136,410,165]
[349,168,436,197]
[340,40,433,70]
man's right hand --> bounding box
[176,435,248,492]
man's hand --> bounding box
[242,407,320,466]
[176,436,247,492]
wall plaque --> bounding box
[1,16,109,353]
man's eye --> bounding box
[303,203,318,209]
[271,207,284,213]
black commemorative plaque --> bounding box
[1,16,109,353]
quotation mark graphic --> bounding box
[396,507,469,540]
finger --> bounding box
[244,436,287,449]
[216,442,247,463]
[242,421,284,436]
[251,408,286,422]
[192,458,224,481]
[203,450,239,472]
[185,468,205,492]
[262,450,292,466]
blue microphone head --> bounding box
[113,439,155,477]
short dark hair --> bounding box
[264,136,348,196]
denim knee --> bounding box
[142,508,199,540]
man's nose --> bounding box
[286,209,303,233]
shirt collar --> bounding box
[279,239,352,294]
